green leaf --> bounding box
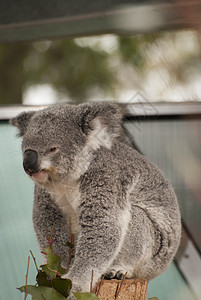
[40,264,58,279]
[36,270,52,287]
[40,245,67,278]
[17,285,66,299]
[52,278,72,298]
[35,269,72,297]
[74,292,99,300]
[148,298,159,300]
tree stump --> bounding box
[93,278,148,300]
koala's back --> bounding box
[81,141,181,279]
[87,140,179,215]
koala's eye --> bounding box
[48,147,58,154]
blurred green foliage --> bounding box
[118,35,158,69]
[0,32,200,104]
[0,39,118,104]
[0,43,32,103]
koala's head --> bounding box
[10,103,123,188]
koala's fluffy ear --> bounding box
[78,103,125,141]
[10,111,36,136]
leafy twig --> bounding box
[46,230,49,243]
[90,270,94,292]
[46,232,55,249]
[95,276,104,296]
[50,222,55,242]
[46,223,56,249]
[24,256,30,300]
[30,250,39,272]
[66,234,74,273]
[56,270,61,278]
[66,217,74,273]
[69,216,71,244]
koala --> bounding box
[10,102,181,297]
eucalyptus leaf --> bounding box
[36,270,52,287]
[52,278,72,297]
[17,285,66,299]
[40,263,58,279]
[74,292,99,300]
[40,245,67,278]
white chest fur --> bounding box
[51,182,81,237]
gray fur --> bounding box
[10,102,181,296]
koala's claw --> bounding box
[115,270,124,280]
[104,270,116,280]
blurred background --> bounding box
[1,31,201,105]
[0,1,201,300]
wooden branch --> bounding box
[24,256,30,300]
[94,278,148,300]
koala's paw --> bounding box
[104,265,133,280]
[104,269,125,280]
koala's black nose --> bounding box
[23,150,39,176]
